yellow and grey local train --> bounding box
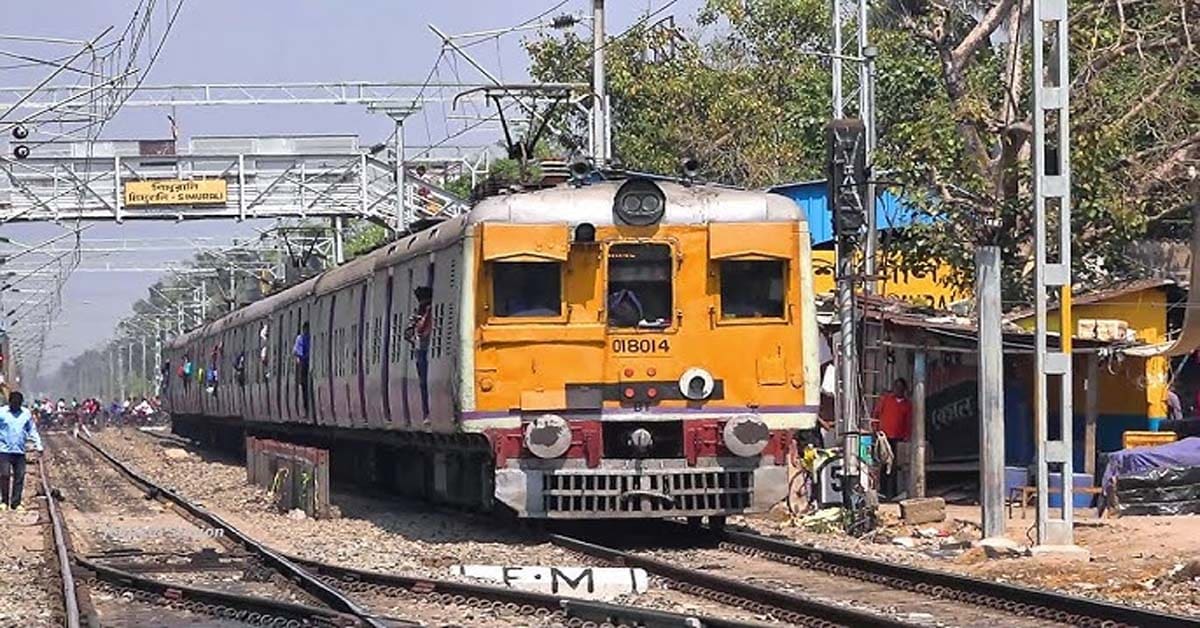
[164,175,820,520]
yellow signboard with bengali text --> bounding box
[124,179,227,207]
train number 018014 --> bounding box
[611,338,670,354]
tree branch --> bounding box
[1072,35,1183,92]
[950,0,1019,74]
[1110,55,1189,131]
[1134,133,1200,198]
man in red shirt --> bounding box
[875,378,912,441]
[874,378,912,499]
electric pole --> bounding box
[592,0,609,164]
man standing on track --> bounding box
[0,391,43,511]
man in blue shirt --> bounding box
[0,391,43,511]
[293,322,311,414]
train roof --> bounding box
[166,180,805,349]
[166,273,321,350]
[468,179,804,226]
[313,242,390,296]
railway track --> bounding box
[67,427,1198,627]
[39,454,87,628]
[550,522,1198,628]
[551,532,920,628]
[44,432,367,627]
[714,527,1200,628]
[52,431,789,627]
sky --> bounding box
[1,0,704,378]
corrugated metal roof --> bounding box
[1004,277,1179,321]
[823,293,1122,351]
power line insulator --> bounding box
[13,145,30,160]
[11,126,29,140]
[551,14,579,29]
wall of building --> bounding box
[1012,286,1170,424]
[811,250,965,306]
[779,178,1173,462]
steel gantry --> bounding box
[0,135,468,228]
[0,78,513,230]
[0,81,486,111]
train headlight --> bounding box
[678,367,714,401]
[628,427,654,454]
[723,415,770,457]
[524,414,572,459]
[613,178,666,226]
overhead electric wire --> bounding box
[410,99,520,160]
[455,0,573,50]
[382,0,586,158]
[99,0,187,123]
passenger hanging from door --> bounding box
[235,351,247,387]
[294,322,311,414]
[259,322,270,381]
[181,353,193,389]
[404,286,433,422]
[207,342,221,397]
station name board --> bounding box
[124,179,227,207]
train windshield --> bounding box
[607,243,672,328]
[493,262,562,317]
[720,260,785,318]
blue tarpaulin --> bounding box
[1102,437,1200,491]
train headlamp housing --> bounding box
[678,367,715,401]
[524,414,572,459]
[613,178,666,226]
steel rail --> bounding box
[76,433,390,628]
[37,459,81,628]
[717,527,1199,628]
[287,552,762,628]
[550,533,916,628]
[75,556,366,627]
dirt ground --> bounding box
[742,501,1200,618]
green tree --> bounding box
[528,0,832,184]
[528,0,1200,297]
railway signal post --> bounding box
[827,118,876,533]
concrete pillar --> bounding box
[976,245,1005,540]
[909,350,927,498]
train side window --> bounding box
[720,260,785,319]
[607,243,672,328]
[491,262,561,317]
